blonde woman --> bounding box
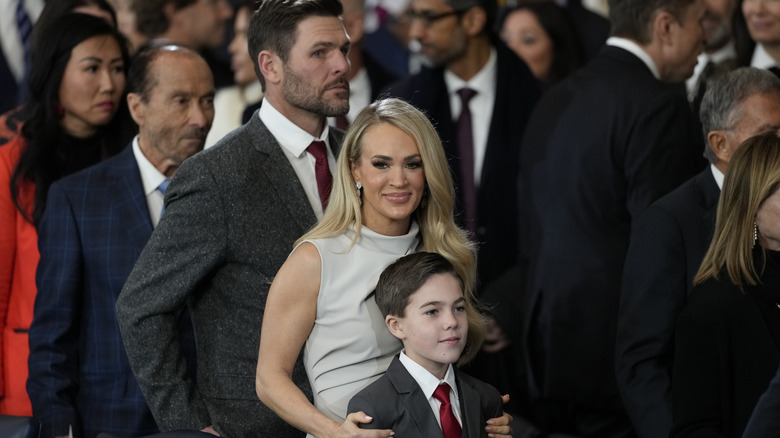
[256,98,511,438]
[672,132,780,437]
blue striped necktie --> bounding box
[158,179,171,219]
[15,0,32,104]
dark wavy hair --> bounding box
[11,13,130,225]
[497,3,585,84]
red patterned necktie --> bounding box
[433,383,461,438]
[307,140,333,211]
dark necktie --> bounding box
[433,383,461,438]
[158,179,171,219]
[15,0,32,104]
[456,88,477,234]
[335,115,349,131]
[307,140,333,211]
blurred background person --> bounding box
[133,0,233,87]
[205,0,262,148]
[108,0,150,53]
[497,2,585,87]
[328,0,398,129]
[0,12,130,417]
[742,0,780,70]
[27,42,211,438]
[0,0,44,115]
[672,132,780,437]
[1,0,119,143]
[617,67,780,438]
[686,0,737,104]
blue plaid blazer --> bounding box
[27,144,160,438]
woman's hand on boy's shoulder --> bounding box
[486,402,513,438]
[328,412,394,438]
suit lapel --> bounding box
[109,145,153,249]
[456,371,482,438]
[245,115,318,231]
[386,357,445,437]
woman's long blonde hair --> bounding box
[695,132,780,288]
[297,98,481,358]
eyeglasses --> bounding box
[402,8,468,27]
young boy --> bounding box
[348,252,503,437]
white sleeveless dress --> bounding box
[302,222,420,433]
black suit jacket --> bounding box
[565,0,610,60]
[348,355,502,437]
[616,168,720,438]
[384,39,541,289]
[364,50,398,101]
[672,271,780,437]
[117,114,343,438]
[519,45,700,410]
[742,362,780,438]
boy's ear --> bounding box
[386,314,406,340]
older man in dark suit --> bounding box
[616,67,780,438]
[115,1,350,437]
[518,0,708,436]
[27,44,212,438]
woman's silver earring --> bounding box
[356,182,362,205]
[754,222,758,248]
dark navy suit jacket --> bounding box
[519,45,700,411]
[28,144,162,438]
[616,168,719,438]
[348,355,503,437]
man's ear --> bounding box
[258,50,281,86]
[461,6,487,37]
[652,10,676,46]
[126,92,145,126]
[386,314,406,340]
[708,130,732,163]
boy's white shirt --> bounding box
[398,351,463,427]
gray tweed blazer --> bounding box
[117,111,343,438]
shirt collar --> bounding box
[607,37,661,80]
[258,98,331,158]
[132,136,168,196]
[443,47,497,97]
[711,163,724,190]
[752,43,777,70]
[399,351,459,401]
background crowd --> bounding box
[3,0,780,437]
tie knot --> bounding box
[457,88,477,104]
[307,140,328,160]
[158,179,171,195]
[433,383,452,404]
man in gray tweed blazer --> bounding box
[116,1,350,437]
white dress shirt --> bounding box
[752,43,777,70]
[686,42,736,97]
[607,37,661,80]
[132,137,169,228]
[398,351,463,429]
[444,47,497,188]
[205,81,264,148]
[259,99,337,219]
[711,163,724,190]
